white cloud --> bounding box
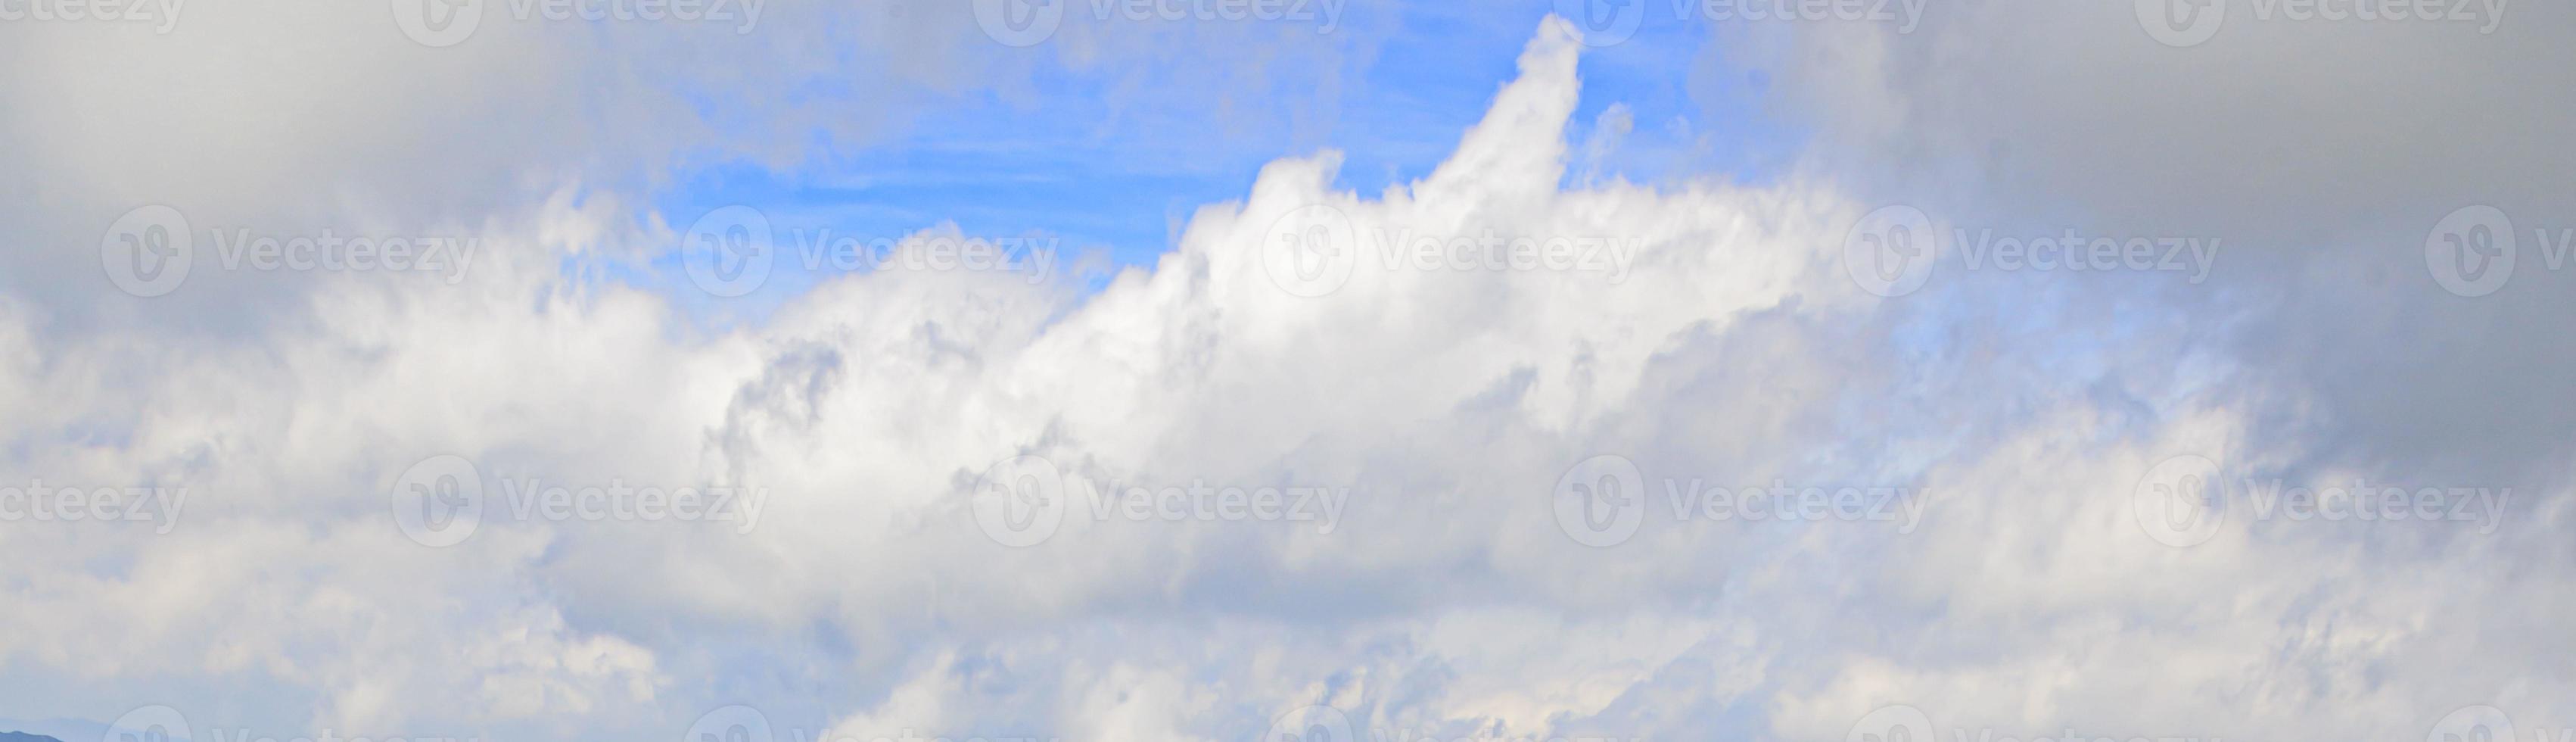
[3,7,2572,742]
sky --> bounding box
[1,1,2573,741]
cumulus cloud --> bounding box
[3,5,2571,742]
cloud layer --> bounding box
[3,4,2572,742]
